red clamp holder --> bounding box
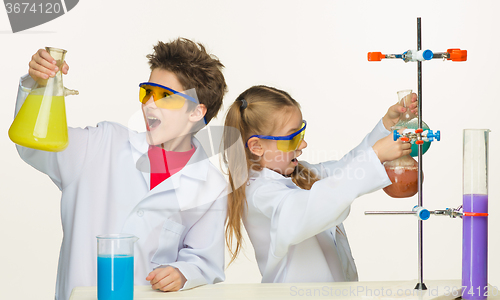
[447,48,467,62]
[368,52,385,61]
[463,212,488,217]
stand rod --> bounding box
[415,16,427,291]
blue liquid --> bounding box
[98,255,134,300]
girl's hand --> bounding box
[382,93,418,131]
[372,133,412,163]
[146,266,187,292]
[28,49,69,82]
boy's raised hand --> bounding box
[372,132,412,163]
[146,266,187,292]
[28,49,69,82]
[382,93,418,131]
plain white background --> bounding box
[1,1,499,299]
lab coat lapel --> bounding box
[165,138,210,211]
[128,130,150,185]
[316,230,346,282]
[335,224,359,281]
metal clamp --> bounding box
[365,205,465,220]
[393,129,441,143]
[431,207,463,218]
[368,48,467,62]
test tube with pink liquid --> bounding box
[462,129,490,300]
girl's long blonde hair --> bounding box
[223,85,320,265]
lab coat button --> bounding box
[137,210,144,217]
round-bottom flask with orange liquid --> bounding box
[383,155,421,198]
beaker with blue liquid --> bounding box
[96,234,138,300]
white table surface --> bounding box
[70,280,500,299]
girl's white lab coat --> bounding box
[244,120,392,283]
[14,75,227,300]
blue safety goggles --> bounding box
[139,82,198,108]
[139,82,206,124]
[246,120,306,152]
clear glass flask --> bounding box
[8,47,78,152]
[462,129,489,300]
[383,89,421,198]
[97,234,138,300]
[394,89,417,125]
[392,89,431,157]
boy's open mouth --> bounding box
[291,158,298,163]
[147,116,161,130]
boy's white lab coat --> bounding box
[14,75,227,300]
[244,120,392,283]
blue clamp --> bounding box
[422,49,434,60]
[413,205,431,221]
[402,50,433,61]
[419,209,431,220]
[427,130,441,142]
[393,130,401,141]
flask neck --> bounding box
[46,47,67,70]
[34,47,67,95]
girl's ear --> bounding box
[247,137,264,156]
[189,104,207,123]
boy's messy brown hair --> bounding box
[147,38,227,124]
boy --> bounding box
[14,38,228,300]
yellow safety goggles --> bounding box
[139,82,197,110]
[247,121,306,152]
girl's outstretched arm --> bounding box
[248,140,390,259]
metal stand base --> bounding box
[414,282,428,290]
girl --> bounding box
[223,85,414,283]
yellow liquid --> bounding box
[8,94,68,152]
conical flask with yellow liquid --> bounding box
[9,47,78,152]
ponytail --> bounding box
[291,163,319,190]
[223,99,251,265]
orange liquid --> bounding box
[383,166,421,198]
[8,94,68,152]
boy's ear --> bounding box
[189,104,207,123]
[247,137,264,157]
